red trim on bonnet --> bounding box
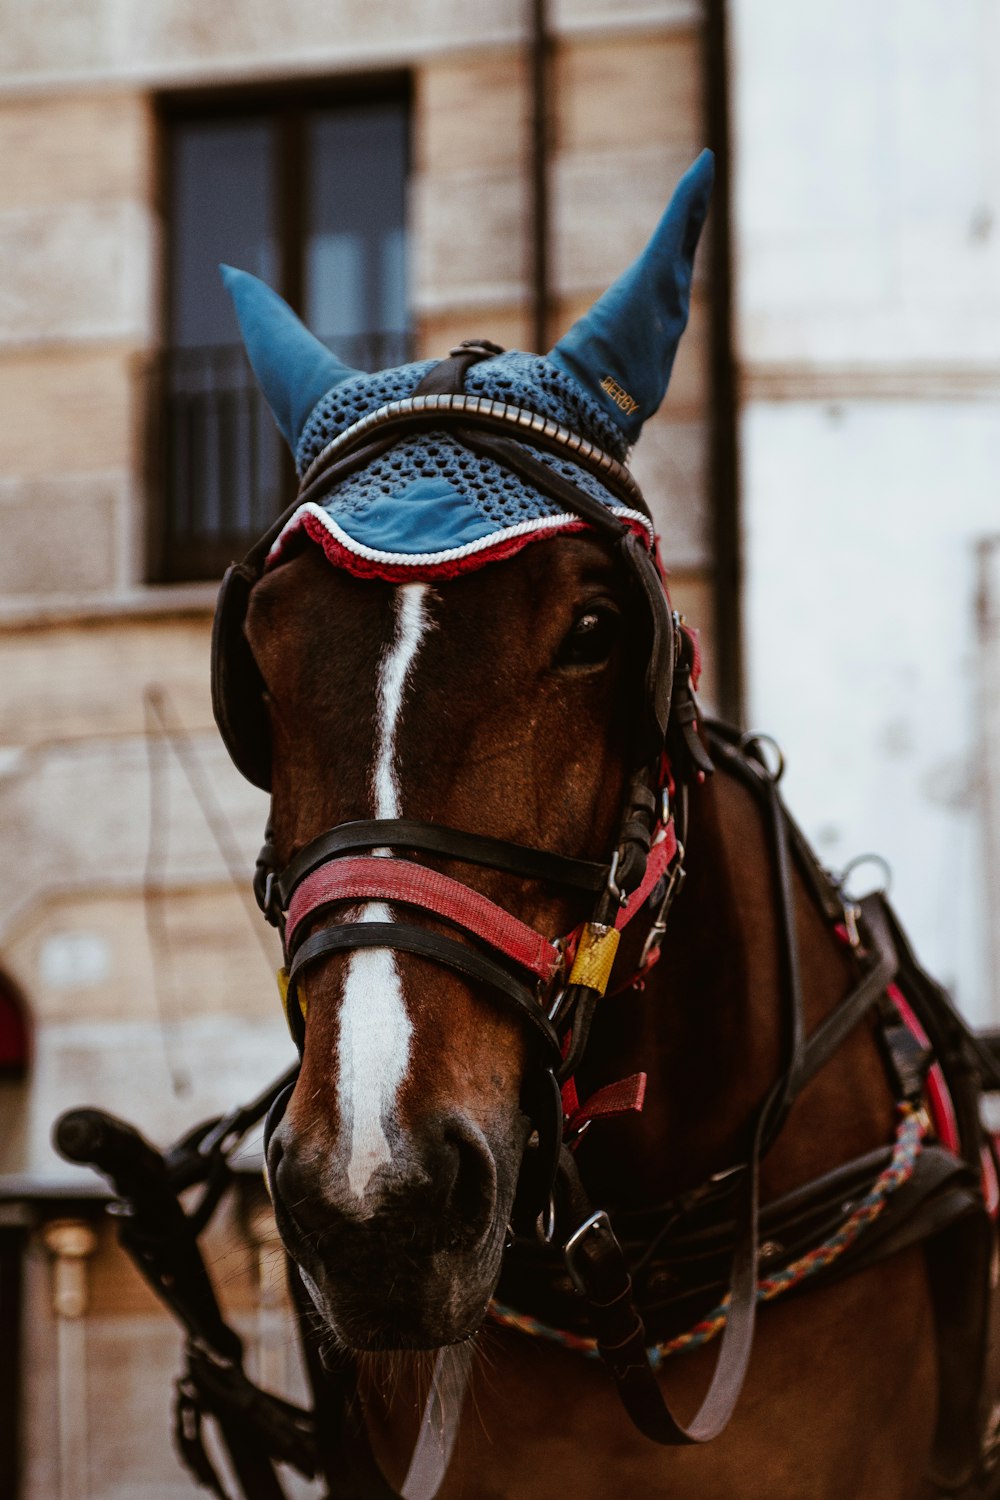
[268,511,653,583]
[300,513,591,580]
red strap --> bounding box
[562,1072,647,1137]
[615,822,677,932]
[683,624,702,688]
[285,855,562,981]
[889,983,961,1154]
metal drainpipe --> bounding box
[529,0,551,354]
[44,1219,98,1500]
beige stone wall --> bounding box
[0,92,155,604]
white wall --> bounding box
[731,0,1000,1023]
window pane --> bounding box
[154,96,411,583]
[162,117,284,574]
[305,103,409,369]
[169,118,277,348]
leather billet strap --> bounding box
[412,337,507,396]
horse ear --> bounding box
[548,150,714,443]
[220,265,359,451]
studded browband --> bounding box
[296,392,649,517]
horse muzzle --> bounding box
[266,1105,508,1348]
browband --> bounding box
[296,393,648,517]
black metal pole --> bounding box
[529,0,551,354]
[704,0,744,725]
[0,1226,23,1500]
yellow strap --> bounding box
[567,923,620,996]
[277,966,307,1032]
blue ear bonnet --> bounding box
[289,352,637,564]
[224,151,713,573]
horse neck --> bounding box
[575,762,898,1210]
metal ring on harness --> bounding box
[838,851,894,901]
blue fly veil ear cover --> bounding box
[218,152,713,581]
[548,149,714,443]
[219,265,360,450]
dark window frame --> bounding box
[148,73,412,584]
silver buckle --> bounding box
[606,850,629,907]
[563,1209,612,1292]
[637,843,686,972]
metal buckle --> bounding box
[739,731,785,784]
[606,850,628,907]
[563,1208,612,1293]
[261,872,287,934]
[838,852,893,901]
[535,1195,556,1246]
[842,900,862,950]
[546,986,567,1023]
[637,843,686,972]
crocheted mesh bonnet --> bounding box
[273,350,653,581]
[222,152,714,582]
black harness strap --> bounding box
[287,921,562,1064]
[413,339,506,396]
[556,806,905,1446]
[270,817,609,915]
[563,1111,763,1445]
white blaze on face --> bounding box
[337,583,430,1203]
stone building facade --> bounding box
[0,3,723,1495]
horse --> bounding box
[74,150,1000,1498]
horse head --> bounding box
[214,153,713,1350]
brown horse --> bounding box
[248,535,935,1500]
[202,153,998,1498]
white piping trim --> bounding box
[268,499,656,568]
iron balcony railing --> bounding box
[149,330,414,583]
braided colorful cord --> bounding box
[489,1104,925,1365]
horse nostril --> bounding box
[435,1118,497,1249]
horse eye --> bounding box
[558,606,622,668]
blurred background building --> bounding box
[0,1,997,1495]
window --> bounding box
[151,84,411,582]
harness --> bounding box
[56,343,1000,1499]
